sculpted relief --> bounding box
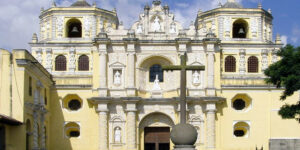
[152,16,162,32]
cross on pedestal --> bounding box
[162,52,205,124]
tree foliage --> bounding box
[264,44,300,122]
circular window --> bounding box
[233,122,249,138]
[68,99,81,111]
[69,131,80,137]
[234,130,245,137]
[233,99,246,110]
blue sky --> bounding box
[0,0,299,50]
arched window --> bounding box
[232,19,248,38]
[66,18,82,38]
[225,56,236,72]
[78,55,89,71]
[26,120,31,150]
[248,56,258,73]
[149,64,163,82]
[55,55,67,71]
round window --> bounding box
[234,130,245,137]
[68,99,81,111]
[233,99,246,110]
[69,131,80,137]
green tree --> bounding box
[264,44,300,122]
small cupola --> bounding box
[70,0,91,7]
[222,0,243,8]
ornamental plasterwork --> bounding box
[56,16,64,38]
[45,48,53,72]
[261,49,268,71]
[224,16,232,37]
[83,16,91,37]
[69,48,76,72]
[36,49,43,64]
[250,17,258,37]
[239,49,246,74]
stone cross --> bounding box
[162,52,205,124]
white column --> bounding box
[33,90,40,150]
[125,102,137,150]
[127,111,137,150]
[127,53,135,88]
[40,114,46,150]
[32,111,39,150]
[98,111,108,150]
[99,52,107,88]
[207,52,215,89]
[206,103,216,150]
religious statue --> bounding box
[114,127,121,143]
[136,23,143,34]
[152,74,161,91]
[152,16,161,32]
[170,23,176,33]
[192,71,200,85]
[114,71,121,85]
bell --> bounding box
[238,28,245,34]
[71,26,79,33]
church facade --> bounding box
[1,0,300,150]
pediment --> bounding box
[190,61,204,66]
[109,61,126,68]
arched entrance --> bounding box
[139,113,175,150]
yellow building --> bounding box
[0,49,53,150]
[1,0,300,150]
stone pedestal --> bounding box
[173,145,196,150]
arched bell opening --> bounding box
[232,19,248,38]
[66,18,82,38]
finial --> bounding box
[32,33,38,43]
[152,0,161,6]
[268,8,272,14]
[92,1,96,7]
[40,7,44,12]
[228,0,236,2]
[258,2,262,9]
[198,9,202,14]
[275,34,282,44]
[52,0,56,7]
[112,8,116,13]
[218,2,222,8]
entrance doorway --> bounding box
[144,127,170,150]
[0,126,5,150]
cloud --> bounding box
[290,25,300,44]
[281,35,288,46]
[0,0,51,51]
[0,0,264,50]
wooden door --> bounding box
[0,126,5,150]
[144,127,170,150]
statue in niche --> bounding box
[192,71,200,85]
[136,23,143,34]
[114,127,121,143]
[114,71,121,85]
[152,74,161,90]
[170,23,176,33]
[152,16,161,32]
